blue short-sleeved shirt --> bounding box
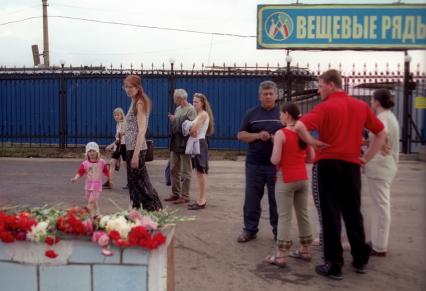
[239,105,283,165]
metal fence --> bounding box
[0,65,425,152]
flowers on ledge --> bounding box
[0,205,191,259]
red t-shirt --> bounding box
[279,128,308,183]
[300,91,384,165]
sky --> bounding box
[0,0,425,73]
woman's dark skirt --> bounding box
[192,138,209,174]
[126,149,162,211]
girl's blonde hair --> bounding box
[124,75,151,116]
[113,107,125,123]
[193,93,214,135]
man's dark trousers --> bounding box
[317,159,371,271]
[243,162,278,236]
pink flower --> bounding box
[92,231,104,243]
[82,218,94,234]
[101,248,113,256]
[140,216,158,230]
[97,233,110,248]
[128,210,143,222]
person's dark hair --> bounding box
[281,102,307,150]
[373,89,395,109]
[319,69,342,89]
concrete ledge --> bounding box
[0,229,175,291]
[93,265,147,291]
[40,265,91,291]
[0,262,38,291]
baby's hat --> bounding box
[85,141,100,155]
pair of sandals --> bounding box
[187,201,206,210]
[265,249,312,268]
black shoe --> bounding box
[187,203,206,210]
[315,263,343,280]
[102,181,111,189]
[352,262,367,274]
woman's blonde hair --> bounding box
[113,107,125,123]
[193,93,214,135]
[124,75,151,116]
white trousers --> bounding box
[366,177,393,252]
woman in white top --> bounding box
[365,89,400,256]
[187,93,215,210]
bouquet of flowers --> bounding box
[0,205,191,259]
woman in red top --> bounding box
[265,103,314,267]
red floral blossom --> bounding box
[45,236,58,246]
[108,230,121,241]
[0,231,15,243]
[45,250,58,259]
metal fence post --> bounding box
[59,65,67,149]
[402,51,412,154]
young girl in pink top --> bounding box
[71,142,110,216]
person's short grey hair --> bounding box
[258,81,277,95]
[174,89,188,100]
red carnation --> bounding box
[45,250,58,259]
[45,236,57,246]
[109,230,121,241]
[0,231,15,243]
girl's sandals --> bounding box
[288,249,312,261]
[265,255,286,268]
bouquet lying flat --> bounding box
[0,206,190,259]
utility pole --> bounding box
[42,0,50,67]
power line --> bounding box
[0,16,41,26]
[0,5,39,17]
[0,15,256,38]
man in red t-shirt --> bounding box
[294,69,386,280]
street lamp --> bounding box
[169,58,176,114]
[285,51,292,102]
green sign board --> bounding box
[257,4,426,50]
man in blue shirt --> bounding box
[237,80,283,243]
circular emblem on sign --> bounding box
[265,12,294,41]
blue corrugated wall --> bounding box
[0,74,270,150]
[2,73,423,151]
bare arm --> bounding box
[238,130,271,143]
[190,111,208,136]
[306,145,315,163]
[361,129,386,164]
[238,131,259,143]
[270,130,285,165]
[131,102,147,168]
[294,121,329,150]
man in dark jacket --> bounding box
[165,89,197,204]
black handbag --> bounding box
[145,128,154,162]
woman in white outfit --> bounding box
[365,89,399,256]
[187,93,214,210]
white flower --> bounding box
[27,221,49,242]
[99,215,111,228]
[105,216,131,238]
